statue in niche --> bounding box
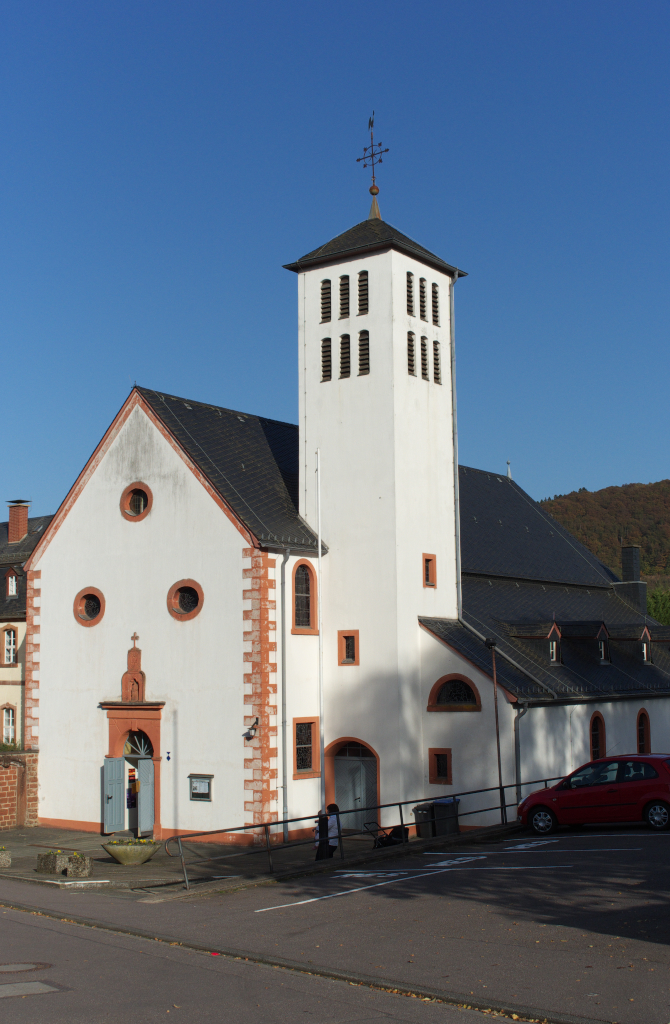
[121,633,146,702]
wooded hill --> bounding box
[539,478,670,583]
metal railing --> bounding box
[165,774,563,889]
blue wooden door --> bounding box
[103,757,124,833]
[137,758,154,836]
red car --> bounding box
[517,755,670,834]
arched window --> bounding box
[432,283,439,325]
[358,331,369,375]
[358,271,368,315]
[427,675,481,711]
[419,278,427,320]
[433,341,441,384]
[339,275,350,319]
[292,561,317,633]
[421,337,429,380]
[321,280,331,323]
[340,335,350,378]
[407,332,416,375]
[321,339,331,382]
[406,272,414,316]
[590,713,605,761]
[638,710,650,754]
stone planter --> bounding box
[66,854,93,878]
[0,851,11,868]
[36,852,69,874]
[101,842,160,866]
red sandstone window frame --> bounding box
[1,625,19,666]
[293,716,320,779]
[167,579,204,622]
[73,587,106,628]
[428,747,452,785]
[423,553,437,588]
[5,569,18,598]
[590,711,606,760]
[291,559,318,635]
[120,482,154,523]
[427,674,481,712]
[637,708,651,754]
[337,630,359,666]
[1,702,17,744]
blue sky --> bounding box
[2,1,669,515]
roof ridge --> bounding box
[136,387,298,431]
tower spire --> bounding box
[356,112,389,220]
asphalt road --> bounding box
[1,824,670,1023]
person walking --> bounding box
[314,803,340,859]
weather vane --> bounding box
[356,112,389,197]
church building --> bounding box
[22,196,670,840]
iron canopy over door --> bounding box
[334,743,377,832]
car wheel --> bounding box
[529,807,557,835]
[645,801,670,831]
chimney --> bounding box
[621,545,641,582]
[7,500,30,544]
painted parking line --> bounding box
[0,982,59,998]
[425,848,643,855]
[504,833,668,839]
[254,861,573,913]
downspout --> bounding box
[280,549,291,842]
[450,271,462,618]
[514,704,528,804]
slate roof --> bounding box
[0,515,54,621]
[137,388,318,550]
[283,218,467,278]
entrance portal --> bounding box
[103,730,155,836]
[333,742,378,832]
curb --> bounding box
[0,894,607,1024]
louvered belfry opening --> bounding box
[294,564,311,628]
[358,331,370,375]
[358,271,368,315]
[321,338,332,382]
[407,332,416,375]
[340,335,351,378]
[433,340,441,384]
[321,279,331,322]
[406,272,414,315]
[421,337,429,380]
[339,275,350,319]
[419,278,427,320]
[432,283,439,325]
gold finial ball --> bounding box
[369,184,379,196]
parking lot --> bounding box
[1,824,670,1023]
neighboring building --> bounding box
[21,200,670,839]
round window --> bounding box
[73,587,106,627]
[120,482,153,522]
[167,579,204,621]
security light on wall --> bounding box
[243,717,259,741]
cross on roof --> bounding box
[131,632,139,647]
[356,111,389,196]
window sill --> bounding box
[426,704,480,713]
[339,660,358,666]
[293,771,321,780]
[291,627,319,636]
[429,778,452,786]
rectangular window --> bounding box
[419,278,427,320]
[2,708,15,745]
[189,775,213,802]
[643,641,651,663]
[357,271,368,315]
[432,283,439,325]
[549,640,558,663]
[339,275,350,319]
[598,640,607,662]
[423,554,437,588]
[321,338,331,382]
[7,575,17,597]
[338,629,360,666]
[433,341,441,384]
[358,331,369,375]
[407,332,416,375]
[339,335,350,378]
[4,629,16,665]
[421,337,429,380]
[321,280,331,322]
[406,272,414,316]
[429,747,452,785]
[293,717,320,778]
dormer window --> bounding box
[339,275,350,319]
[6,572,18,598]
[598,639,608,663]
[320,280,331,323]
[549,639,559,663]
[357,272,368,315]
[642,641,651,663]
[406,273,414,316]
[419,278,427,320]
